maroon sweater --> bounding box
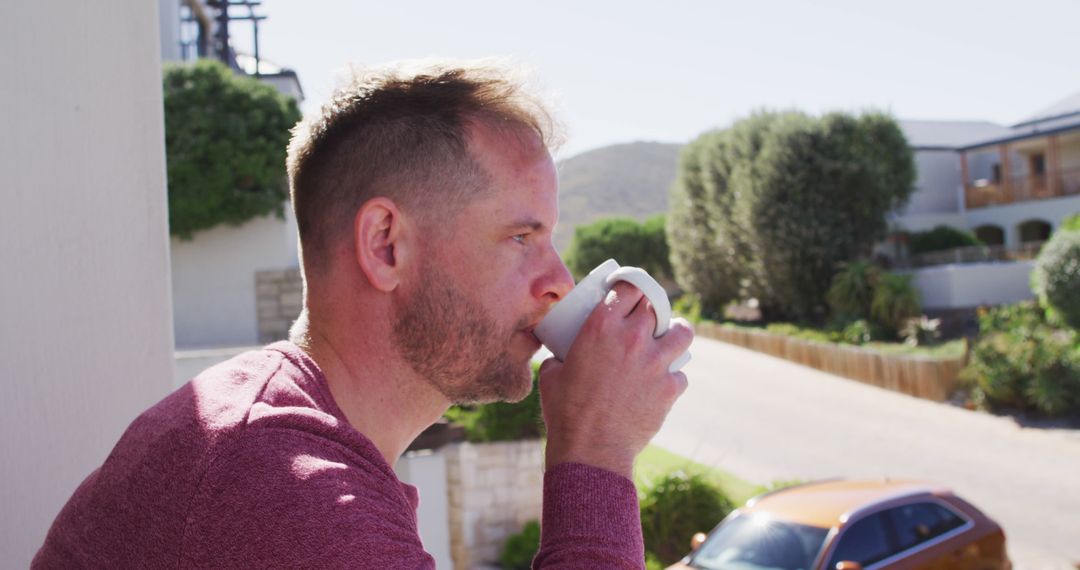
[33,342,643,568]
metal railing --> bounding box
[894,241,1045,269]
[965,167,1080,209]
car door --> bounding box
[823,511,896,569]
[884,500,975,569]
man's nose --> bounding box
[535,254,575,303]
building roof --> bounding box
[1013,91,1080,128]
[898,120,1013,150]
[743,479,947,528]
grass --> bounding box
[635,444,762,506]
[713,319,967,359]
[862,339,966,358]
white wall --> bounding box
[890,212,966,233]
[907,261,1036,309]
[897,149,963,217]
[396,451,453,569]
[170,209,299,348]
[0,2,174,566]
[174,346,254,388]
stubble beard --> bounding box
[392,268,533,405]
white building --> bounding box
[159,0,304,351]
[889,96,1080,313]
[894,94,1080,244]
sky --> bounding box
[228,0,1080,159]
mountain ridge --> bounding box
[555,141,684,252]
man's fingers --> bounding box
[658,317,694,352]
[604,281,646,319]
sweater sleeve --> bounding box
[533,462,645,569]
[179,430,435,569]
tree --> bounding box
[163,59,301,239]
[564,215,671,280]
[668,111,915,321]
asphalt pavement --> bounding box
[651,336,1080,570]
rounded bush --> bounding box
[443,364,543,442]
[163,60,301,239]
[908,225,982,254]
[640,471,734,566]
[1032,229,1080,329]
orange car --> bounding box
[666,479,1010,570]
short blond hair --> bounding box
[286,59,559,273]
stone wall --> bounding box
[444,440,544,569]
[255,268,303,343]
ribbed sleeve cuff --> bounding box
[542,462,644,558]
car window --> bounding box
[888,502,967,550]
[691,513,829,570]
[827,512,893,568]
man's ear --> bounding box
[354,197,408,292]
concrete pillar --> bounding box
[0,2,174,565]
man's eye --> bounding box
[511,234,527,244]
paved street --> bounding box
[651,336,1080,570]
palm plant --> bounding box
[826,261,880,320]
[870,273,921,335]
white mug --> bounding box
[535,259,691,373]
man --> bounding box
[34,60,693,568]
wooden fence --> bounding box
[695,323,967,402]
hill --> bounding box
[555,141,683,252]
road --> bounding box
[651,336,1080,570]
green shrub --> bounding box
[827,261,881,321]
[1032,229,1080,329]
[870,273,921,336]
[908,225,982,254]
[841,319,874,345]
[961,302,1080,415]
[640,471,734,566]
[1061,213,1080,232]
[645,553,666,570]
[500,520,541,570]
[673,295,704,324]
[1025,331,1080,416]
[443,364,543,442]
[163,59,301,239]
[564,215,671,281]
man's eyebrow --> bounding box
[503,218,545,232]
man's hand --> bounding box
[539,281,694,479]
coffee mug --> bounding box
[535,259,691,373]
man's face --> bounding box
[392,126,573,404]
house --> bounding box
[892,93,1080,244]
[885,95,1080,324]
[958,95,1080,246]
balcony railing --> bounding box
[893,241,1045,269]
[965,167,1080,209]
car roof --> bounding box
[742,479,951,529]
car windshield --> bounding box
[689,513,829,570]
